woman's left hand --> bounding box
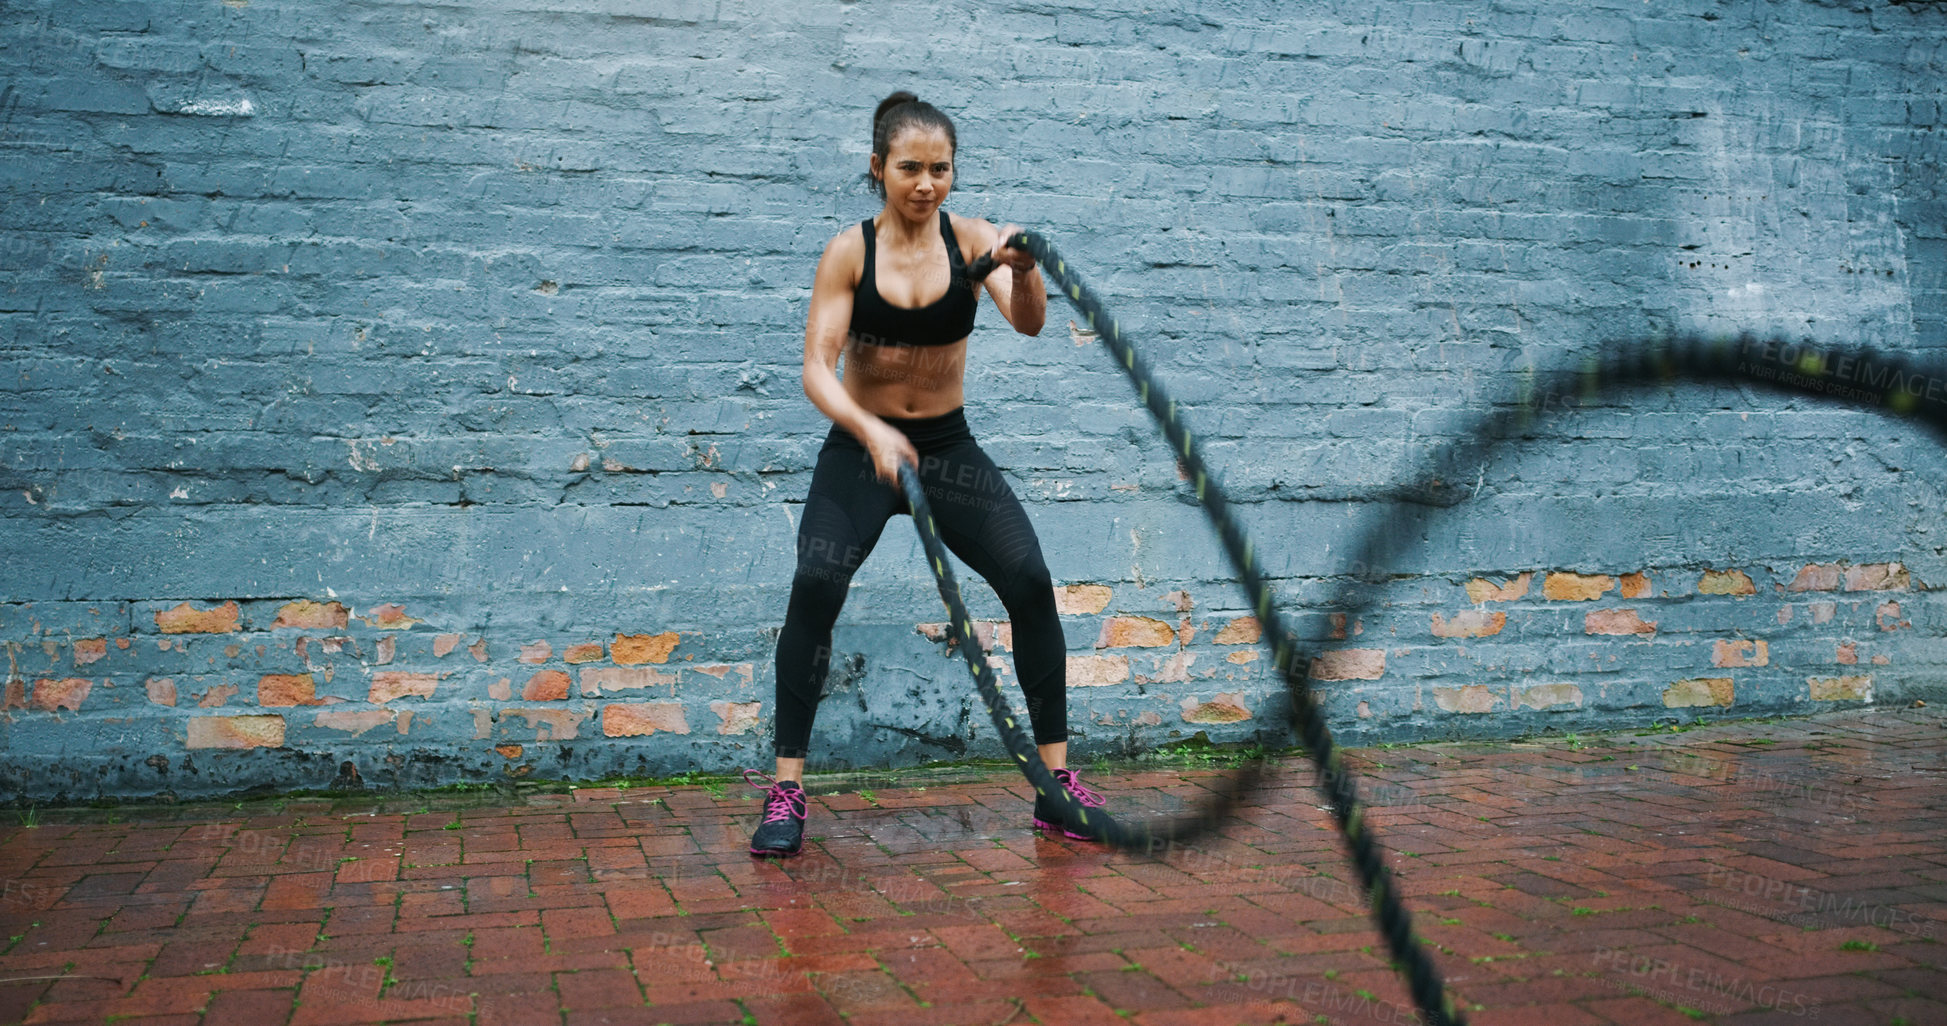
[991,223,1036,272]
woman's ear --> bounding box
[868,153,883,186]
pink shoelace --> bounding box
[1054,769,1105,808]
[743,769,806,824]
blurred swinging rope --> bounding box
[904,234,1467,1026]
[926,230,1946,1026]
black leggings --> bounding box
[774,407,1068,759]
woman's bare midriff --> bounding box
[843,336,968,417]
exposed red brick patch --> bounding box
[711,700,761,735]
[1837,643,1858,665]
[73,638,107,666]
[1713,640,1770,668]
[273,600,349,629]
[1097,616,1176,648]
[1663,677,1734,708]
[612,632,679,665]
[1431,610,1506,638]
[1787,564,1841,592]
[504,708,589,740]
[369,672,439,703]
[1310,649,1385,681]
[156,601,240,634]
[1543,573,1613,601]
[468,639,488,662]
[1053,584,1112,615]
[563,642,604,664]
[1066,655,1129,686]
[1136,651,1194,684]
[1180,693,1250,723]
[1465,573,1533,603]
[1226,650,1257,664]
[580,666,679,695]
[433,634,464,658]
[694,663,755,682]
[196,683,239,708]
[519,641,553,664]
[315,709,396,736]
[1585,609,1656,636]
[1845,563,1909,591]
[361,604,419,629]
[30,677,90,712]
[1699,569,1756,596]
[1619,572,1651,598]
[495,744,525,759]
[258,674,318,707]
[115,638,130,650]
[187,715,285,749]
[1877,601,1910,631]
[1517,684,1582,710]
[1,678,23,711]
[602,703,690,737]
[1433,685,1498,713]
[1809,601,1837,624]
[145,678,177,707]
[488,677,512,700]
[522,670,571,702]
[1213,617,1262,644]
[375,636,396,665]
[1808,675,1872,701]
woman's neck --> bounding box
[876,205,938,244]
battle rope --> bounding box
[928,236,1464,1026]
[935,237,1944,1025]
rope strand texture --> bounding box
[944,236,1463,1025]
[951,240,1947,1026]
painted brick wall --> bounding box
[1,0,1942,801]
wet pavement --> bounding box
[1,706,1942,1025]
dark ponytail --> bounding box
[867,91,957,196]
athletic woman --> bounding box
[746,91,1106,857]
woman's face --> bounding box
[873,126,954,221]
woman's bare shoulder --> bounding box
[947,212,999,262]
[815,222,868,285]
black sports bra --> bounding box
[848,210,978,348]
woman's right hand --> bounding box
[861,419,920,486]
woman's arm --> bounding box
[972,219,1046,336]
[803,229,918,482]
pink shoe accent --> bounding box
[743,769,807,857]
[1036,769,1107,840]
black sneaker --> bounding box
[1032,768,1107,840]
[745,770,807,857]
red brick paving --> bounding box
[2,707,1943,1025]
